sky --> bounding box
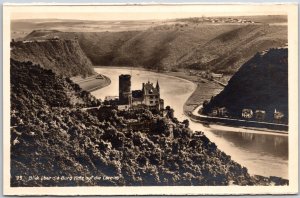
[8,4,288,21]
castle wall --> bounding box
[143,95,160,107]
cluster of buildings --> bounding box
[210,107,285,122]
[183,17,256,24]
[241,108,285,121]
[207,17,255,24]
[189,70,223,80]
[104,74,164,111]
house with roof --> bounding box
[210,73,223,79]
[242,109,253,119]
[210,107,228,117]
[255,110,266,121]
[274,109,284,120]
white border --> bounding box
[3,3,299,195]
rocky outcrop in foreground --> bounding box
[10,60,288,186]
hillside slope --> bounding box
[11,39,95,77]
[10,60,287,186]
[24,30,140,66]
[202,48,288,123]
[24,23,287,73]
[111,24,240,70]
[180,25,287,73]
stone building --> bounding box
[132,80,164,110]
[116,74,164,110]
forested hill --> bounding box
[10,39,95,77]
[202,48,288,123]
[10,59,288,186]
[23,23,287,74]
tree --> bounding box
[203,100,209,108]
[183,119,189,128]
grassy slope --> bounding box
[180,24,287,73]
[113,24,240,70]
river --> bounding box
[91,67,288,179]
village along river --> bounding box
[91,67,288,179]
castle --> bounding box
[116,74,164,110]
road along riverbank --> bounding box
[189,109,288,132]
[191,105,288,135]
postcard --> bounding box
[3,3,298,195]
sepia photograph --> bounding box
[2,3,298,195]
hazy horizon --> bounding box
[11,14,287,22]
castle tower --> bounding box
[119,74,132,105]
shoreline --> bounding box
[72,74,111,92]
[189,110,289,133]
[86,75,111,92]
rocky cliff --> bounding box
[11,39,94,77]
[202,48,288,123]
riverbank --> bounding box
[71,74,111,92]
[191,105,288,135]
[189,111,289,133]
[159,70,225,114]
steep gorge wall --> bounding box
[24,24,287,74]
[11,39,95,77]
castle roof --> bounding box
[143,82,159,95]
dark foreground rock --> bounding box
[10,60,288,186]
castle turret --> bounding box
[156,80,160,92]
[119,74,132,105]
